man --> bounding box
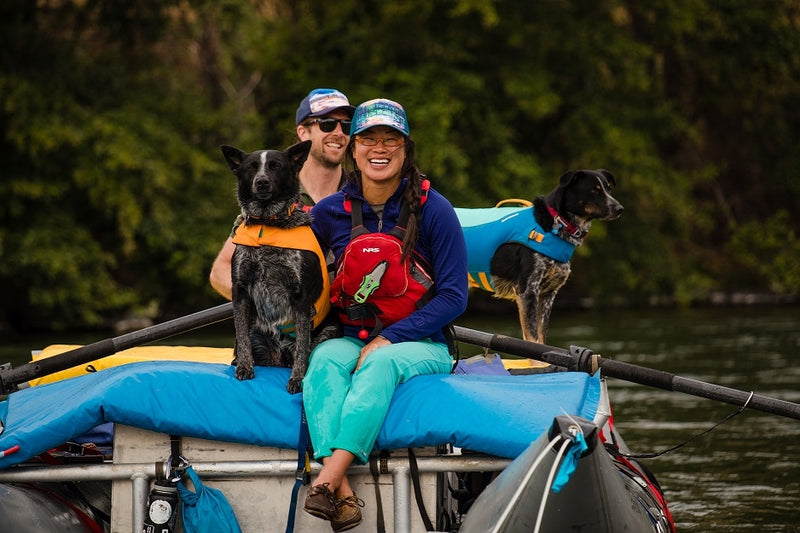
[209,88,355,299]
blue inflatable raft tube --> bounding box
[0,360,600,469]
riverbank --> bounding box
[465,289,799,314]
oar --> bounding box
[453,325,800,422]
[0,302,234,395]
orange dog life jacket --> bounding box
[232,224,331,330]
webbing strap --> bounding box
[285,408,311,533]
[408,448,435,531]
[369,451,389,533]
[169,435,182,470]
[349,197,368,239]
[387,200,412,241]
[347,196,415,240]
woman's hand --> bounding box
[355,335,391,371]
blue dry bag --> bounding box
[453,353,511,376]
[177,466,243,533]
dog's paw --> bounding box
[286,376,304,395]
[235,363,255,381]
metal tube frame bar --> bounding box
[0,455,510,533]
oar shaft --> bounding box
[599,358,800,420]
[1,303,233,391]
[453,325,800,422]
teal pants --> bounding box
[301,336,452,464]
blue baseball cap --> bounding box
[295,88,355,125]
[350,98,410,137]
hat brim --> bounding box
[351,124,408,137]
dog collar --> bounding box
[243,205,296,225]
[547,205,585,238]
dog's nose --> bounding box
[252,179,275,200]
[253,176,274,192]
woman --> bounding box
[302,98,468,531]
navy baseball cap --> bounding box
[295,88,355,126]
[350,98,410,137]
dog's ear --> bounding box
[558,170,576,187]
[285,140,312,174]
[221,145,247,173]
[533,196,554,231]
[547,170,575,212]
[597,169,616,188]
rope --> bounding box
[489,436,560,533]
[533,439,572,533]
[624,391,755,459]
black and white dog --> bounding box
[221,141,337,393]
[457,169,623,343]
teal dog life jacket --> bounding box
[455,206,576,292]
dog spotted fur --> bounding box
[221,141,338,393]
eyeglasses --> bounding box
[306,118,351,135]
[354,135,405,148]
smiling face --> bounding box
[297,110,351,168]
[352,125,407,188]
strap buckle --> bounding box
[295,452,311,484]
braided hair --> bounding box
[346,137,423,262]
[398,138,423,261]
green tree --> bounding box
[0,0,258,328]
[1,0,798,332]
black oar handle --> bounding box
[0,303,233,393]
[453,326,599,373]
[453,325,800,422]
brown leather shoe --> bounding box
[303,483,337,521]
[331,494,365,532]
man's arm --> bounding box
[209,237,235,300]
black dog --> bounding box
[221,141,337,393]
[457,169,623,343]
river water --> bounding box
[461,304,800,533]
[1,304,798,531]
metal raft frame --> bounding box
[0,454,511,533]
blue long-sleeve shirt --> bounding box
[311,179,468,345]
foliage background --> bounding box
[1,0,798,331]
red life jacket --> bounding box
[330,181,432,339]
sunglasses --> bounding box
[306,118,352,135]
